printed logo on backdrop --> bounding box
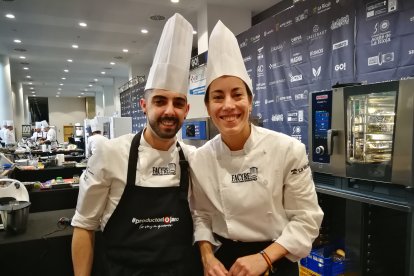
[334,62,347,71]
[365,0,397,20]
[289,73,303,83]
[310,48,324,58]
[368,52,394,66]
[371,20,391,46]
[295,9,309,23]
[250,34,261,44]
[313,2,332,15]
[287,110,304,122]
[272,113,284,122]
[152,163,176,176]
[232,167,258,183]
[132,216,179,230]
[291,35,303,45]
[331,14,350,30]
[276,95,293,102]
[332,39,349,50]
[294,90,309,101]
[271,42,286,52]
[291,126,303,142]
[257,65,265,77]
[263,28,274,37]
[312,66,322,80]
[257,46,265,60]
[264,98,274,105]
[307,25,328,41]
[290,52,303,65]
[239,38,249,49]
[275,19,293,31]
[269,78,287,87]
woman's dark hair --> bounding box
[204,78,252,104]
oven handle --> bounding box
[327,129,338,155]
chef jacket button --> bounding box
[263,180,268,185]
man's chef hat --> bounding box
[41,120,49,128]
[6,120,14,127]
[90,118,100,133]
[144,13,193,95]
[35,121,42,129]
[205,20,253,94]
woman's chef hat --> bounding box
[205,20,253,93]
[35,121,42,129]
[144,13,193,95]
[41,120,49,128]
[6,120,14,127]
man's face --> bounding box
[140,89,189,140]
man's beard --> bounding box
[148,116,180,139]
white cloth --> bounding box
[72,131,196,231]
[86,134,109,158]
[145,13,193,94]
[190,125,324,261]
[205,20,252,92]
[4,129,16,145]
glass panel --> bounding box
[346,91,396,164]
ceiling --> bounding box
[0,0,278,99]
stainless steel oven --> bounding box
[309,80,414,187]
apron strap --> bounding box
[126,130,142,187]
[177,142,189,200]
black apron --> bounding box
[214,234,299,276]
[102,132,202,276]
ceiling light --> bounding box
[64,69,69,73]
[79,22,87,27]
[78,96,82,98]
[26,75,31,78]
[193,30,197,35]
[23,67,29,70]
[171,0,179,3]
[94,78,98,82]
[19,56,26,59]
[72,44,79,49]
[5,14,15,19]
[81,92,85,95]
[33,95,36,97]
[59,83,64,86]
[110,62,115,65]
[141,29,148,34]
[58,88,62,91]
[13,39,21,43]
[61,77,66,80]
[67,59,73,62]
[101,71,106,75]
[31,91,35,94]
[56,95,60,98]
[122,49,128,53]
[30,87,34,90]
[28,82,33,85]
[88,84,93,87]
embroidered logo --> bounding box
[232,167,258,183]
[290,163,310,175]
[152,163,176,176]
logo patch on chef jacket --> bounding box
[152,163,176,176]
[290,163,310,175]
[231,167,258,183]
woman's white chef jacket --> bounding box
[189,124,324,262]
[86,134,109,158]
[71,132,195,231]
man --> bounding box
[85,118,108,158]
[40,120,57,149]
[31,121,42,141]
[71,13,202,276]
[4,120,16,146]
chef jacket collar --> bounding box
[216,124,255,157]
[139,127,178,153]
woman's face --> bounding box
[206,76,252,142]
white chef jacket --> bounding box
[86,134,109,158]
[0,127,6,143]
[46,128,58,148]
[189,124,324,262]
[4,129,16,145]
[31,131,42,141]
[71,130,195,231]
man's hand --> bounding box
[228,253,269,276]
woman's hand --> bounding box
[203,253,228,276]
[228,253,268,276]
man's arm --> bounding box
[72,227,95,276]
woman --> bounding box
[190,21,324,276]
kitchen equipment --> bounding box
[308,79,414,186]
[0,179,31,233]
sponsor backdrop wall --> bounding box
[120,0,414,142]
[237,0,414,148]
